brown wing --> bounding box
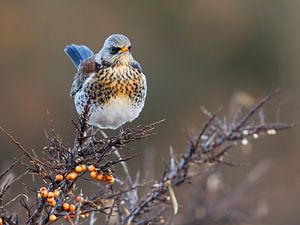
[70,56,101,97]
[78,57,100,74]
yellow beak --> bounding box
[120,46,129,53]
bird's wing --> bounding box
[70,73,88,97]
[70,57,102,98]
[65,44,100,97]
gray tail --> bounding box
[64,44,94,69]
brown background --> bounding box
[0,0,300,224]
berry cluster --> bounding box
[88,164,115,184]
[38,187,89,222]
[55,164,87,182]
[38,187,60,207]
[54,164,114,184]
[38,164,115,222]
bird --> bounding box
[64,34,147,130]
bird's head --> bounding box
[97,34,134,65]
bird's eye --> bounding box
[110,47,121,54]
[128,46,132,51]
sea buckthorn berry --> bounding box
[88,165,95,172]
[81,164,87,171]
[66,172,77,180]
[69,213,75,218]
[90,171,97,179]
[72,171,78,177]
[49,200,56,207]
[40,187,47,192]
[63,203,70,211]
[47,192,54,198]
[75,165,83,173]
[41,191,48,198]
[69,204,76,212]
[96,173,104,181]
[76,196,83,203]
[0,218,3,225]
[55,174,64,182]
[49,214,57,222]
[101,175,107,182]
[54,190,60,198]
[39,187,48,198]
[37,192,42,198]
[47,197,55,203]
[106,175,115,185]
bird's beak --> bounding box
[120,46,129,53]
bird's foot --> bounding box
[117,126,125,139]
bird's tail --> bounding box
[64,44,94,69]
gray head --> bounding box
[97,34,134,65]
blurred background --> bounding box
[0,0,300,224]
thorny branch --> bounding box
[0,92,296,225]
[124,92,296,225]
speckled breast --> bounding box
[74,64,147,129]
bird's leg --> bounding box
[91,126,101,143]
[117,125,125,140]
[90,126,100,160]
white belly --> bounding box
[87,97,144,129]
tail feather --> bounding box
[64,44,94,69]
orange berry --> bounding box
[40,187,47,192]
[39,187,48,197]
[101,175,107,182]
[76,196,83,203]
[75,165,83,173]
[47,197,55,203]
[106,175,115,185]
[81,164,87,171]
[47,192,54,198]
[62,203,70,211]
[55,174,64,182]
[0,218,3,225]
[53,190,60,198]
[105,175,112,180]
[96,173,104,181]
[69,204,76,212]
[37,192,42,198]
[66,172,77,180]
[42,192,48,198]
[69,213,75,218]
[42,191,48,198]
[88,165,95,172]
[49,200,56,207]
[39,188,48,198]
[49,214,57,222]
[90,171,97,179]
